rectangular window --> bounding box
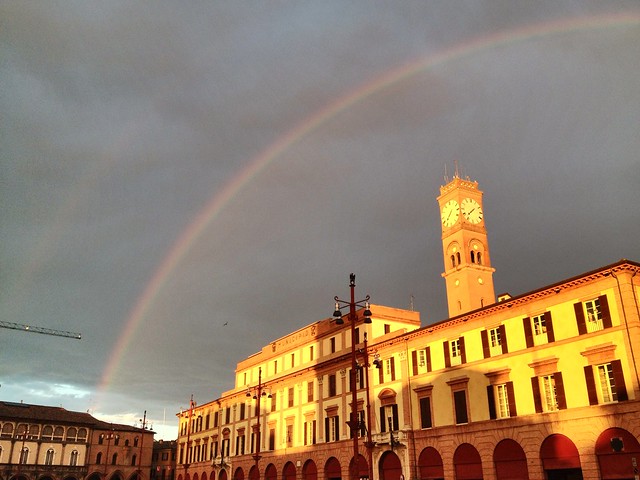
[419,397,432,429]
[597,363,618,403]
[307,380,314,402]
[304,420,316,445]
[225,407,231,424]
[450,339,462,366]
[384,324,391,334]
[274,360,278,374]
[541,375,558,411]
[496,384,510,418]
[239,403,245,420]
[532,314,546,336]
[325,416,340,442]
[328,374,337,397]
[585,299,604,332]
[385,357,396,381]
[235,435,245,455]
[268,428,275,451]
[309,345,314,361]
[291,353,295,368]
[354,327,360,345]
[379,405,399,432]
[271,392,277,412]
[453,390,468,424]
[418,349,426,367]
[214,412,219,428]
[286,424,294,448]
[288,387,294,408]
[330,337,336,353]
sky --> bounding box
[1,1,639,441]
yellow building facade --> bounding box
[176,176,640,480]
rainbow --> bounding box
[95,12,640,407]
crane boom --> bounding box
[0,321,82,340]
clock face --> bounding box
[461,198,483,224]
[441,200,460,227]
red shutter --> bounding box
[459,336,466,364]
[443,341,451,368]
[500,324,508,354]
[426,346,432,372]
[611,359,628,401]
[411,350,418,376]
[545,312,555,343]
[531,377,543,413]
[507,381,517,417]
[523,318,533,348]
[600,295,612,329]
[584,365,598,405]
[575,302,587,335]
[486,385,496,419]
[554,372,567,410]
[481,330,490,359]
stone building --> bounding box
[175,175,640,480]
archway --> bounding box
[596,427,640,479]
[418,446,444,480]
[302,460,317,480]
[283,462,296,480]
[218,470,228,480]
[265,464,277,480]
[494,439,528,480]
[86,474,102,480]
[233,468,244,480]
[540,434,582,480]
[248,466,258,480]
[349,454,369,480]
[379,451,402,480]
[453,443,483,480]
[210,471,216,480]
[325,457,342,480]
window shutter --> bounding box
[545,311,555,343]
[611,359,628,401]
[575,302,587,335]
[459,336,466,364]
[378,363,384,384]
[584,365,598,405]
[426,346,432,372]
[531,377,543,413]
[411,350,418,376]
[523,317,533,348]
[481,330,490,359]
[500,324,508,354]
[379,407,386,432]
[390,357,396,381]
[391,404,399,431]
[419,397,432,429]
[304,422,308,445]
[600,295,612,329]
[443,341,451,368]
[325,417,330,442]
[335,417,339,440]
[486,385,496,420]
[555,372,567,410]
[507,381,517,417]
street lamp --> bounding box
[246,367,271,476]
[332,273,372,480]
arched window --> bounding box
[456,252,461,264]
[450,255,455,268]
[134,437,139,447]
[53,426,64,441]
[125,439,130,447]
[45,448,55,465]
[471,251,476,263]
[20,446,29,464]
[67,427,77,442]
[132,454,137,466]
[70,450,79,466]
[477,252,482,264]
[29,425,40,438]
[96,452,103,464]
[112,453,118,465]
[42,425,54,440]
[77,428,88,442]
[1,423,13,438]
[114,434,120,446]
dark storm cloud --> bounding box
[1,1,639,439]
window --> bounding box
[125,439,130,447]
[236,434,245,455]
[451,339,462,366]
[541,375,558,411]
[286,424,294,447]
[40,425,52,440]
[379,405,399,432]
[114,434,120,446]
[274,360,278,374]
[307,380,314,402]
[70,450,79,466]
[419,397,432,429]
[268,428,275,451]
[385,358,396,381]
[131,454,137,466]
[496,384,510,418]
[162,452,169,461]
[531,372,567,413]
[575,295,612,335]
[288,387,294,407]
[45,448,55,465]
[354,327,360,345]
[453,390,468,424]
[523,313,555,347]
[304,420,316,445]
[328,374,337,397]
[111,453,118,465]
[225,407,231,424]
[384,324,390,334]
[411,348,432,375]
[20,447,29,464]
[325,416,340,442]
[291,353,295,368]
[134,436,139,447]
[222,438,230,457]
[77,428,87,442]
[444,337,466,367]
[597,363,618,403]
[309,345,314,361]
[53,426,64,441]
[67,427,77,442]
[239,403,246,420]
[96,452,102,464]
[271,392,277,412]
[330,337,336,353]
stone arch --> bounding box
[418,446,443,480]
[540,434,582,478]
[379,451,402,480]
[282,462,296,480]
[209,471,215,480]
[324,457,341,480]
[302,460,317,480]
[218,470,227,480]
[493,439,528,479]
[264,464,277,480]
[453,443,482,480]
[349,454,369,480]
[233,468,244,480]
[248,465,258,480]
[595,427,640,479]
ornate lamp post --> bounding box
[246,367,271,479]
[332,273,372,480]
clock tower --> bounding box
[438,174,495,317]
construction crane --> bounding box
[0,321,82,340]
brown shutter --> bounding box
[554,372,567,410]
[426,346,432,372]
[379,407,386,432]
[460,336,466,364]
[611,359,628,401]
[443,341,451,368]
[411,350,418,376]
[575,302,587,335]
[507,381,517,417]
[500,324,508,354]
[523,317,533,348]
[487,385,496,419]
[584,365,598,405]
[390,357,396,381]
[531,377,543,413]
[378,362,384,384]
[600,295,612,329]
[545,311,555,343]
[481,330,490,359]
